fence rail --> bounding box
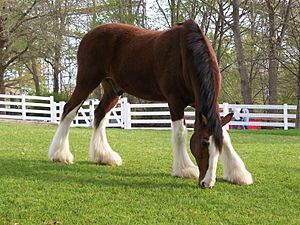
[0,94,297,130]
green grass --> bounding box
[0,122,299,225]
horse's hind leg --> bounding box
[48,83,97,163]
[89,80,122,166]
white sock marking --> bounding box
[89,112,122,166]
[220,128,253,185]
[171,119,199,179]
[48,105,80,163]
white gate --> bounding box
[55,99,124,128]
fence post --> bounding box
[283,104,288,130]
[120,98,125,128]
[21,94,26,120]
[223,102,230,130]
[49,96,56,123]
[122,97,131,129]
[126,100,131,129]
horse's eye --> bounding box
[200,139,209,148]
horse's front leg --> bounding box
[219,128,253,185]
[171,119,199,179]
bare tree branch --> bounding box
[155,0,171,28]
[199,0,233,29]
[3,45,28,69]
[9,0,39,34]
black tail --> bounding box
[185,19,223,150]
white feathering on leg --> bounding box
[220,128,253,185]
[89,112,122,166]
[171,119,199,179]
[48,105,80,164]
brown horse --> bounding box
[48,19,253,188]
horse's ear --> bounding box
[221,113,233,127]
[201,114,208,126]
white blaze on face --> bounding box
[200,136,219,188]
[200,128,253,188]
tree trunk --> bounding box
[53,44,61,94]
[0,19,6,94]
[127,0,133,24]
[232,0,252,104]
[216,1,224,63]
[267,1,278,104]
[170,0,176,26]
[53,67,59,94]
[169,0,181,27]
[141,0,146,28]
[31,57,40,96]
[0,66,5,94]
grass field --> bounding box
[0,122,299,225]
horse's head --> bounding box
[190,113,233,188]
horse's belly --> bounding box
[112,73,166,101]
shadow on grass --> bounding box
[0,158,195,189]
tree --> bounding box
[0,0,43,94]
[232,0,252,103]
[280,0,300,128]
[39,0,91,96]
[43,0,70,95]
[266,0,292,104]
[25,56,41,95]
[93,0,146,27]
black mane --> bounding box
[185,19,223,150]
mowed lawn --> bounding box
[0,122,299,225]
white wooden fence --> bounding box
[0,94,297,130]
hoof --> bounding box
[48,140,74,164]
[223,170,253,186]
[92,150,123,166]
[50,154,74,164]
[52,158,74,164]
[199,181,213,189]
[172,165,199,179]
[200,177,216,189]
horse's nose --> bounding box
[200,181,213,189]
[200,181,206,189]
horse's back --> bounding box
[78,23,160,70]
